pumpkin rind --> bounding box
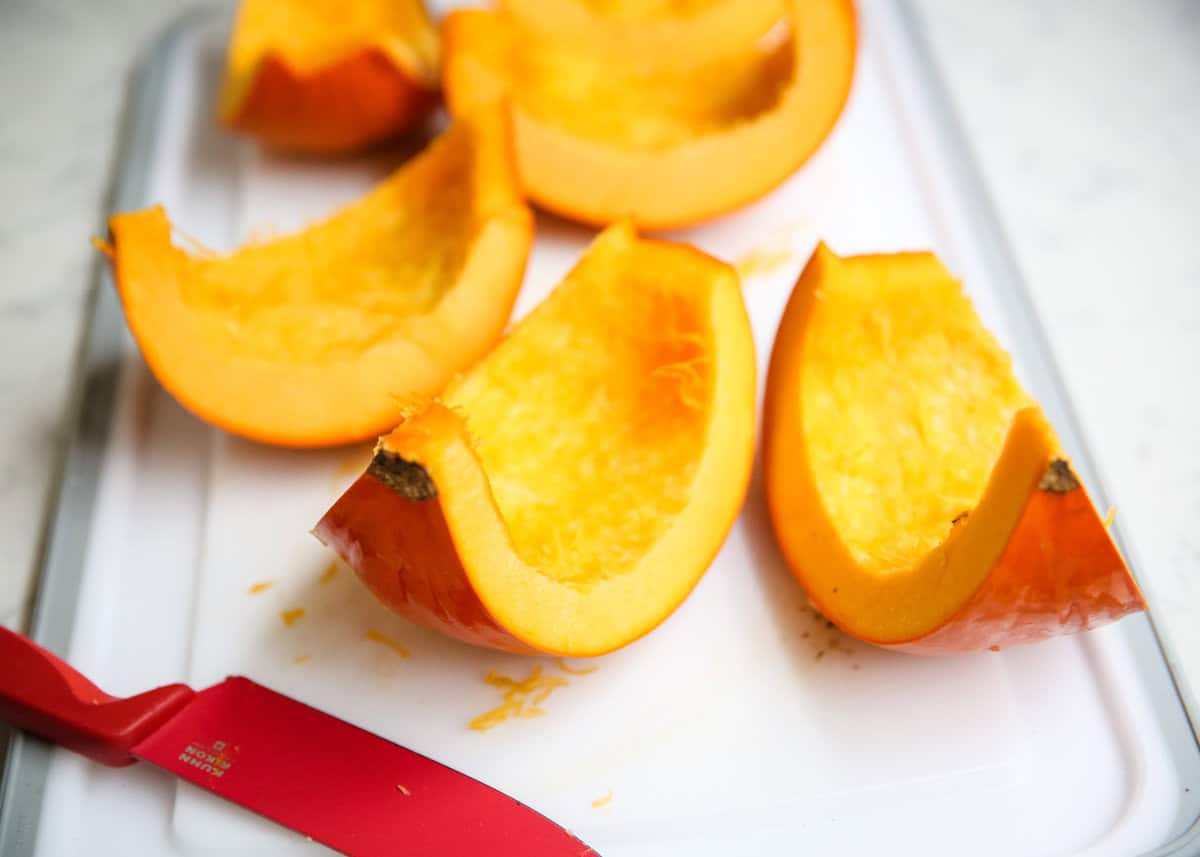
[219,0,439,153]
[107,107,532,448]
[442,0,856,229]
[315,224,757,656]
[764,244,1145,653]
[889,470,1144,653]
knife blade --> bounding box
[0,626,597,856]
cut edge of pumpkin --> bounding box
[442,0,857,228]
[316,223,757,656]
[106,106,532,448]
[764,243,1144,651]
[220,52,440,153]
[218,2,440,152]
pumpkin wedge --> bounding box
[219,0,439,153]
[315,223,756,656]
[499,0,787,65]
[764,245,1145,654]
[107,107,532,448]
[442,0,855,229]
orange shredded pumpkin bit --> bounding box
[735,246,793,279]
[318,562,340,584]
[555,657,599,675]
[591,788,614,808]
[247,580,275,594]
[281,608,305,626]
[469,665,569,731]
[365,629,411,658]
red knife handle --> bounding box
[0,626,195,767]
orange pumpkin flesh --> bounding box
[442,0,856,229]
[315,224,757,656]
[764,245,1145,653]
[107,107,532,449]
[499,0,788,64]
[219,0,439,153]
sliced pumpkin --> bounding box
[764,245,1145,654]
[107,107,532,448]
[499,0,787,65]
[442,0,856,229]
[219,0,439,153]
[315,223,757,656]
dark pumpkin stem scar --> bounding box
[370,449,437,500]
[1038,458,1080,493]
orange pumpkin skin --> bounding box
[765,244,1145,654]
[853,476,1144,654]
[225,50,437,154]
[316,456,536,653]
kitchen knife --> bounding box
[0,626,597,856]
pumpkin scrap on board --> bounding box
[104,106,532,448]
[316,223,757,657]
[764,244,1145,654]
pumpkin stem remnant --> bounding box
[1038,458,1081,493]
[369,449,437,500]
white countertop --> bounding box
[1,0,1197,697]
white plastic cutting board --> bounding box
[29,3,1198,855]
